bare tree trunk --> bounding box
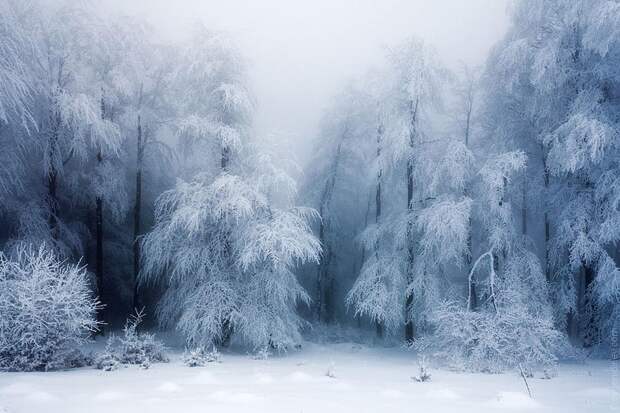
[463,96,477,311]
[580,180,598,347]
[582,263,597,347]
[316,210,333,323]
[221,146,230,170]
[95,187,103,317]
[375,119,384,338]
[218,144,234,346]
[405,159,415,341]
[132,115,143,311]
[47,113,61,241]
[355,192,372,329]
[405,98,419,342]
[465,220,477,310]
[358,192,372,275]
[95,93,106,325]
[491,177,508,289]
[522,171,527,236]
[542,150,551,281]
[316,210,325,322]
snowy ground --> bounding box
[0,342,618,413]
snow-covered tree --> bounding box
[482,0,620,353]
[140,32,320,350]
[173,26,253,178]
[0,0,35,130]
[347,38,456,339]
[417,151,566,372]
[141,155,320,350]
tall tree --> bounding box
[385,38,446,340]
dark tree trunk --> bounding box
[491,177,508,278]
[356,192,373,329]
[48,168,58,237]
[132,115,143,311]
[464,105,477,311]
[316,210,325,322]
[47,114,60,241]
[95,93,105,325]
[375,120,384,338]
[405,160,415,342]
[405,98,419,342]
[316,209,333,323]
[542,147,551,281]
[221,146,230,170]
[466,222,477,311]
[219,143,234,346]
[581,180,598,347]
[316,138,344,323]
[95,188,104,322]
[465,183,477,311]
[522,172,527,236]
[582,263,598,347]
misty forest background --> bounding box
[1,0,620,373]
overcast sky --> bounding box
[105,0,511,153]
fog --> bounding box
[3,0,619,398]
[105,0,510,157]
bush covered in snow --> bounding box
[252,346,272,360]
[183,347,221,367]
[0,245,100,371]
[417,302,566,373]
[417,251,569,373]
[94,310,168,370]
[94,338,123,371]
[412,356,431,382]
[117,310,168,365]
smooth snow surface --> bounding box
[0,343,617,413]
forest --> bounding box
[0,0,619,412]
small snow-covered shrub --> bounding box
[94,310,168,370]
[253,346,272,360]
[116,310,168,365]
[64,348,95,368]
[183,347,221,367]
[0,245,99,371]
[412,356,431,382]
[94,337,122,371]
[325,361,336,378]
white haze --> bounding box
[105,0,510,158]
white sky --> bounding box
[105,0,510,153]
